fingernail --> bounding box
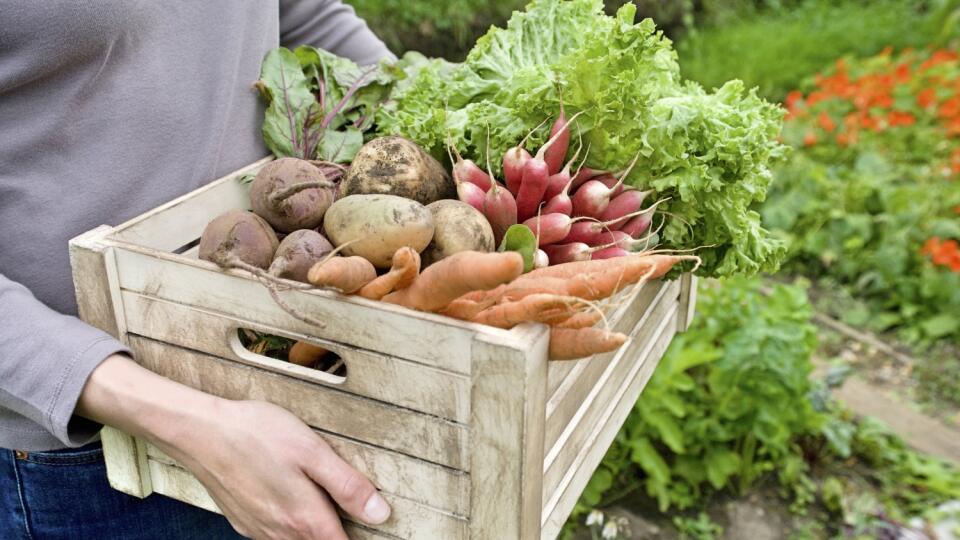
[364,492,391,524]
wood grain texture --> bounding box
[541,307,678,538]
[122,292,470,422]
[128,336,470,471]
[544,281,679,453]
[469,326,550,540]
[147,458,468,539]
[109,158,271,252]
[146,433,470,516]
[113,245,515,374]
[677,274,698,332]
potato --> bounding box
[421,200,495,266]
[341,136,455,205]
[323,194,434,268]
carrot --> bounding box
[382,251,524,312]
[307,256,377,294]
[556,310,604,329]
[549,327,627,360]
[472,294,585,329]
[357,247,421,300]
[288,341,329,367]
[439,297,496,320]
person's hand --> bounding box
[167,399,391,539]
[78,354,390,540]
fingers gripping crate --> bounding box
[69,157,698,540]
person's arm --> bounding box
[77,355,391,539]
[279,0,396,65]
[0,273,127,448]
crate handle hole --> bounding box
[233,328,347,383]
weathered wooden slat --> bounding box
[544,280,680,452]
[113,245,514,374]
[677,274,698,332]
[146,458,468,539]
[146,428,470,517]
[545,280,662,399]
[540,317,676,540]
[109,158,270,252]
[122,292,470,422]
[542,302,678,509]
[469,328,550,540]
[128,336,470,471]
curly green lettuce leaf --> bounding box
[377,0,787,276]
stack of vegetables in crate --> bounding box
[199,127,698,361]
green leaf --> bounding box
[641,409,686,453]
[258,48,315,159]
[317,128,364,163]
[704,448,741,489]
[630,437,671,484]
[920,314,960,339]
[497,224,537,272]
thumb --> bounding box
[304,437,392,525]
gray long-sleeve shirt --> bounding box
[0,1,392,451]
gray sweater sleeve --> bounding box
[0,273,129,448]
[279,0,396,64]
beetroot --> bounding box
[199,209,279,269]
[250,158,336,233]
[268,229,334,283]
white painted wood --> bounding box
[112,245,517,374]
[677,274,698,332]
[541,308,678,538]
[109,158,271,252]
[128,336,470,470]
[122,292,470,422]
[69,226,155,499]
[544,281,680,452]
[469,327,550,540]
[147,458,468,539]
[145,433,470,516]
[543,302,677,502]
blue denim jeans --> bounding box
[0,441,243,539]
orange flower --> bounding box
[917,88,937,109]
[887,110,916,127]
[954,205,960,215]
[836,132,853,146]
[803,132,818,146]
[818,112,837,132]
[806,91,827,106]
[922,237,960,272]
[785,90,804,112]
[894,63,910,82]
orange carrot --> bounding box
[307,256,377,293]
[556,310,604,329]
[549,327,627,360]
[357,247,421,300]
[382,251,524,312]
[471,294,585,329]
[288,341,328,367]
[439,297,497,320]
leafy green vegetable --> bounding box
[497,224,537,272]
[256,46,394,162]
[377,0,788,277]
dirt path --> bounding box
[833,375,960,464]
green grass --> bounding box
[677,0,940,99]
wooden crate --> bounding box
[69,157,697,540]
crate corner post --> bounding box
[469,324,550,539]
[676,273,698,333]
[69,225,155,499]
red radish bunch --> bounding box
[450,107,667,266]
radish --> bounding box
[457,179,487,212]
[544,90,571,175]
[543,137,586,201]
[522,213,588,247]
[570,166,606,191]
[599,189,652,228]
[483,181,517,246]
[502,119,546,195]
[562,207,657,244]
[542,241,619,264]
[592,173,628,197]
[448,143,492,191]
[591,246,629,260]
[534,249,549,269]
[516,111,584,222]
[571,153,640,217]
[621,212,654,239]
[543,143,589,215]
